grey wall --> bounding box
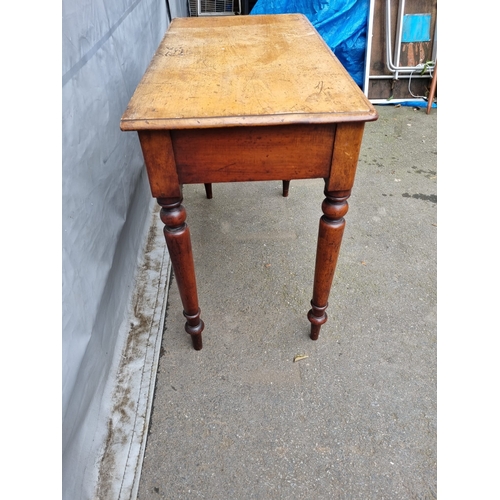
[62,1,188,497]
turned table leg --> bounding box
[158,197,204,350]
[204,183,213,199]
[308,189,350,340]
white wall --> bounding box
[62,1,188,498]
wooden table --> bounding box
[121,14,378,350]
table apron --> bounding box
[170,124,335,184]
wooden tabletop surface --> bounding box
[121,14,377,130]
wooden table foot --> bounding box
[307,189,350,340]
[308,302,328,340]
[190,333,203,350]
[158,197,205,349]
[282,180,290,197]
[184,310,204,350]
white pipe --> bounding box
[363,0,376,96]
[369,74,430,79]
[432,20,437,61]
[385,0,434,73]
[393,0,405,79]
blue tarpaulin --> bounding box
[251,0,369,87]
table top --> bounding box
[121,14,377,131]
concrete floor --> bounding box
[137,105,437,499]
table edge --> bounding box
[120,109,378,131]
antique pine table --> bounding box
[121,14,377,350]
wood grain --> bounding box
[138,130,181,199]
[120,14,377,130]
[171,124,335,184]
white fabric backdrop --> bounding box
[62,1,188,498]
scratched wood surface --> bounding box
[121,14,377,130]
